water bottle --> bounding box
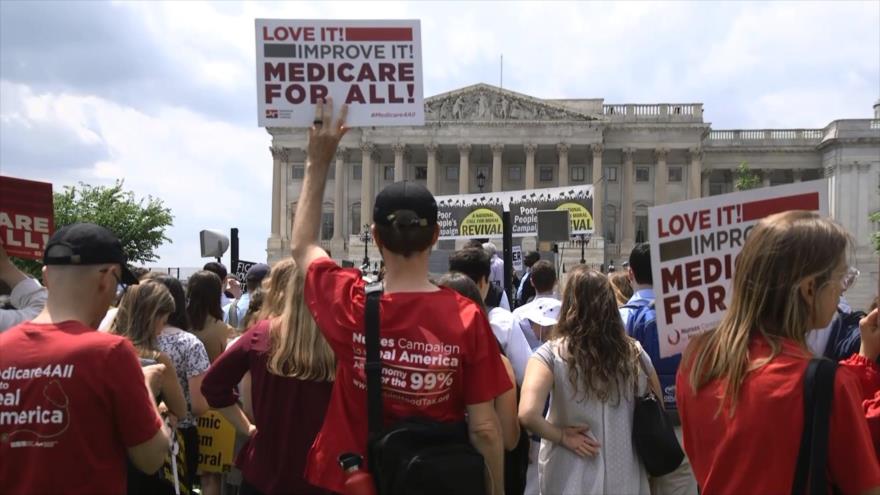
[338,453,377,495]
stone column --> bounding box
[458,143,471,194]
[654,148,668,205]
[425,144,438,193]
[332,148,346,242]
[269,146,284,239]
[622,148,635,246]
[702,170,711,197]
[793,168,802,183]
[392,143,405,182]
[591,144,604,236]
[491,144,504,192]
[762,170,771,188]
[360,143,375,228]
[688,147,703,199]
[525,144,537,189]
[280,150,291,240]
[557,143,570,187]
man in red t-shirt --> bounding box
[292,100,512,494]
[0,223,171,494]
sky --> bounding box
[1,1,878,268]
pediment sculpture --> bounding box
[424,84,594,122]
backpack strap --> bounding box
[791,358,837,495]
[365,281,385,442]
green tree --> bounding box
[734,161,761,191]
[12,181,173,277]
[871,185,880,253]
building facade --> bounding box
[266,83,880,310]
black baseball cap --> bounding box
[373,181,438,228]
[43,223,140,285]
[245,263,270,282]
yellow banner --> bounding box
[196,411,236,473]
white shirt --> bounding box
[0,277,47,332]
[488,306,533,385]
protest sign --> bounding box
[512,246,523,272]
[0,176,54,260]
[434,185,594,240]
[233,259,257,286]
[255,19,424,127]
[649,180,828,358]
[196,411,236,473]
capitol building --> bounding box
[266,83,880,310]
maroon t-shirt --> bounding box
[201,320,333,494]
[303,259,513,493]
[0,321,162,495]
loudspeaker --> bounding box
[537,210,570,243]
[200,229,230,258]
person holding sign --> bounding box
[291,100,510,495]
[676,211,880,493]
[0,243,47,332]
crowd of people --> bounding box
[1,99,879,495]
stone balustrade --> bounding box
[602,103,703,122]
[707,119,880,147]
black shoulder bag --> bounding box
[364,283,487,495]
[791,358,838,495]
[632,352,685,477]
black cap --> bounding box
[245,263,270,282]
[43,223,139,285]
[373,181,437,228]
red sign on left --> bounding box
[0,176,54,260]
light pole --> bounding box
[359,224,372,271]
[574,233,591,265]
[476,170,486,193]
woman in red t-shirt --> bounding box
[201,263,335,495]
[676,211,880,494]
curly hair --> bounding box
[553,265,638,404]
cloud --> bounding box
[0,80,271,267]
[1,1,878,268]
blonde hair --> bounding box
[111,281,175,358]
[609,271,634,307]
[266,264,335,381]
[689,211,849,414]
[259,258,295,320]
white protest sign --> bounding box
[255,19,424,127]
[649,180,828,358]
[512,246,523,272]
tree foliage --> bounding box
[12,181,173,277]
[871,185,880,253]
[734,161,761,191]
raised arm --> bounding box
[290,99,349,271]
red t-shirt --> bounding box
[303,259,513,493]
[0,320,163,495]
[676,336,880,494]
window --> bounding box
[352,165,362,180]
[320,212,334,240]
[605,205,617,244]
[446,166,459,181]
[539,166,553,182]
[571,166,586,182]
[636,167,650,182]
[328,164,335,178]
[415,166,428,180]
[508,166,522,181]
[668,166,683,182]
[606,167,618,182]
[292,165,304,179]
[384,166,394,181]
[635,215,648,243]
[350,204,361,235]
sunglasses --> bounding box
[840,266,859,292]
[100,267,128,295]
